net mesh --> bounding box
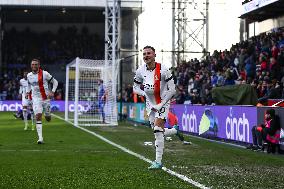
[65,58,118,126]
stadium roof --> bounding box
[0,0,143,23]
[2,7,105,23]
[240,0,284,22]
[0,0,142,9]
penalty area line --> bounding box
[52,113,210,189]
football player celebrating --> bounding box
[27,59,58,144]
[19,71,34,130]
[133,46,177,169]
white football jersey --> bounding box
[134,62,174,107]
[19,78,28,97]
[27,69,54,100]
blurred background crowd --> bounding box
[1,27,284,105]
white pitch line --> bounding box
[52,114,210,189]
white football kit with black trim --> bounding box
[19,78,32,107]
[133,62,175,123]
[27,69,58,115]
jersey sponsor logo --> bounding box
[143,83,158,90]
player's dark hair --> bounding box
[143,45,155,52]
[31,58,41,64]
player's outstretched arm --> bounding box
[162,78,176,104]
[133,69,145,97]
[49,78,58,98]
[133,81,145,97]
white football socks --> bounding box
[36,121,43,141]
[31,111,34,126]
[23,109,28,129]
[164,127,177,136]
[153,126,164,164]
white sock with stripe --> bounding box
[36,121,43,141]
[154,126,164,164]
[164,127,177,136]
[31,110,34,126]
[23,109,28,128]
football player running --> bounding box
[133,46,177,169]
[19,71,34,130]
[27,59,58,144]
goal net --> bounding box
[65,58,118,126]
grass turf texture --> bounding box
[0,112,194,189]
[86,121,284,189]
[1,112,284,188]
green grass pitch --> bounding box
[0,112,283,189]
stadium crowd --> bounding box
[3,26,104,68]
[1,27,284,104]
[172,28,284,105]
[120,28,284,105]
[0,69,64,101]
[0,26,103,100]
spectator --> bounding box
[247,109,280,153]
[224,69,235,86]
[277,44,284,75]
[258,81,282,104]
[246,125,264,151]
[244,54,256,82]
[262,109,281,153]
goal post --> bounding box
[65,58,118,126]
